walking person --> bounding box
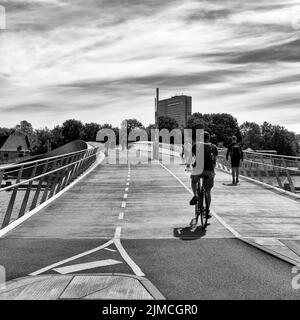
[226,136,243,185]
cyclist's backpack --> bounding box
[231,143,241,160]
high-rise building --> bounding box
[155,89,192,128]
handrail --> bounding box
[0,148,89,171]
[0,147,100,230]
[217,154,299,194]
[0,150,101,192]
[218,148,300,161]
[217,155,300,174]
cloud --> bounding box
[0,0,299,132]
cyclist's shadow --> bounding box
[173,225,207,240]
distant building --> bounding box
[0,131,31,163]
[155,89,192,128]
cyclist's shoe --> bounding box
[236,178,239,184]
[189,196,198,205]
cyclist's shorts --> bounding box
[191,170,215,190]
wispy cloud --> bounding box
[0,0,299,132]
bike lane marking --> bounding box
[159,162,241,238]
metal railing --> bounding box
[217,155,300,194]
[0,147,99,230]
[218,149,300,170]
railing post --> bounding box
[270,157,283,189]
[30,160,49,210]
[0,169,3,187]
[2,166,24,229]
[55,155,72,194]
[40,159,58,204]
[18,163,38,218]
[285,169,296,193]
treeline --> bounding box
[0,113,299,156]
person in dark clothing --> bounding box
[226,136,243,185]
[189,131,218,217]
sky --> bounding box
[0,0,300,133]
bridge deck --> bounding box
[1,152,300,299]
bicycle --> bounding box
[190,177,209,229]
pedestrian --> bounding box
[226,136,243,185]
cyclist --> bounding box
[226,136,243,185]
[189,131,218,218]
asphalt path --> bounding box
[1,154,300,299]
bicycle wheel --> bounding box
[192,182,200,225]
[200,187,208,228]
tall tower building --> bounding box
[155,89,192,127]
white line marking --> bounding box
[53,259,122,274]
[123,194,128,199]
[159,162,241,238]
[0,153,105,239]
[114,226,121,239]
[114,238,145,277]
[126,182,129,186]
[121,201,126,208]
[29,239,114,276]
[119,212,124,220]
[125,187,129,192]
[104,248,117,252]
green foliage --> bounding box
[62,119,83,143]
[2,115,298,156]
[187,113,241,146]
[121,119,144,133]
[241,121,297,155]
[80,122,101,142]
[158,116,179,132]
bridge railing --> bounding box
[0,147,99,230]
[217,155,300,194]
[218,149,300,170]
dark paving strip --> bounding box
[123,238,300,300]
[0,239,131,281]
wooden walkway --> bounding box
[163,161,300,264]
[3,151,300,264]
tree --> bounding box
[271,125,297,155]
[15,120,36,147]
[0,127,14,137]
[51,125,65,149]
[259,121,297,155]
[81,122,100,142]
[121,119,144,134]
[32,127,53,155]
[240,122,264,150]
[158,116,179,132]
[62,119,83,143]
[187,113,241,145]
[16,120,34,136]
